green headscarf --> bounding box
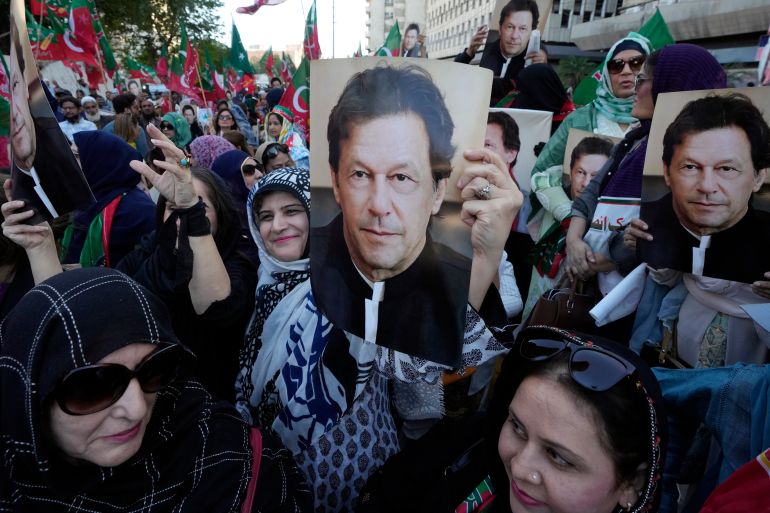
[162,112,192,149]
[593,32,652,125]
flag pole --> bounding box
[195,60,209,110]
[36,0,47,58]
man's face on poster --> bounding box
[499,10,533,59]
[484,122,518,169]
[664,126,766,236]
[331,112,447,282]
[10,40,35,170]
[404,29,418,51]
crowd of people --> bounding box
[2,0,769,511]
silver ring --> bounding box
[478,181,492,200]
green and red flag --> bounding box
[125,57,158,83]
[354,42,362,58]
[0,53,10,137]
[202,48,227,100]
[89,4,118,76]
[376,21,401,56]
[41,6,98,65]
[27,9,67,61]
[572,9,674,105]
[156,43,169,79]
[236,0,287,15]
[303,0,321,60]
[69,0,98,57]
[167,54,184,92]
[257,46,275,77]
[277,56,309,140]
[280,51,293,83]
[230,21,256,74]
[30,0,68,17]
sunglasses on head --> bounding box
[263,144,289,164]
[519,333,634,392]
[53,344,190,416]
[607,54,646,75]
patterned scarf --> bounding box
[593,32,652,125]
[235,168,311,425]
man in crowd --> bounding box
[81,95,113,129]
[139,97,162,130]
[101,93,150,156]
[270,77,283,90]
[638,94,770,283]
[455,0,546,105]
[57,96,97,141]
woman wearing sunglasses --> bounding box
[211,149,264,263]
[234,167,310,426]
[160,112,192,151]
[563,45,727,337]
[214,107,239,136]
[262,106,309,170]
[529,33,652,237]
[484,325,667,513]
[0,267,312,512]
[356,325,666,513]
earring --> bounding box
[627,501,633,511]
[528,471,542,484]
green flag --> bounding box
[230,21,256,74]
[257,45,273,75]
[572,9,674,106]
[376,21,401,56]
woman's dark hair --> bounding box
[182,104,196,116]
[155,167,241,256]
[222,130,249,153]
[529,353,650,486]
[570,136,614,170]
[215,109,240,132]
[486,333,655,508]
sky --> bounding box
[217,0,368,58]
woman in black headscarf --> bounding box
[117,124,256,402]
[0,267,312,512]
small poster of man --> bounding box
[309,57,492,365]
[9,0,93,223]
[639,88,770,284]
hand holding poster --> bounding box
[9,0,93,223]
[309,58,499,363]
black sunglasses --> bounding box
[262,144,289,165]
[241,158,261,176]
[607,54,646,75]
[54,344,190,416]
[519,334,634,391]
[160,123,174,130]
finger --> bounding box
[0,200,27,217]
[153,159,192,181]
[149,138,185,159]
[3,224,49,235]
[129,159,161,186]
[459,149,512,189]
[630,218,648,231]
[3,179,12,202]
[627,227,653,241]
[459,176,494,201]
[2,207,36,225]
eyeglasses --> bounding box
[263,144,289,165]
[519,334,634,391]
[54,344,190,416]
[634,74,651,90]
[241,158,260,176]
[160,123,174,131]
[218,114,233,121]
[607,54,646,75]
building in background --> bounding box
[400,0,768,73]
[366,0,427,53]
